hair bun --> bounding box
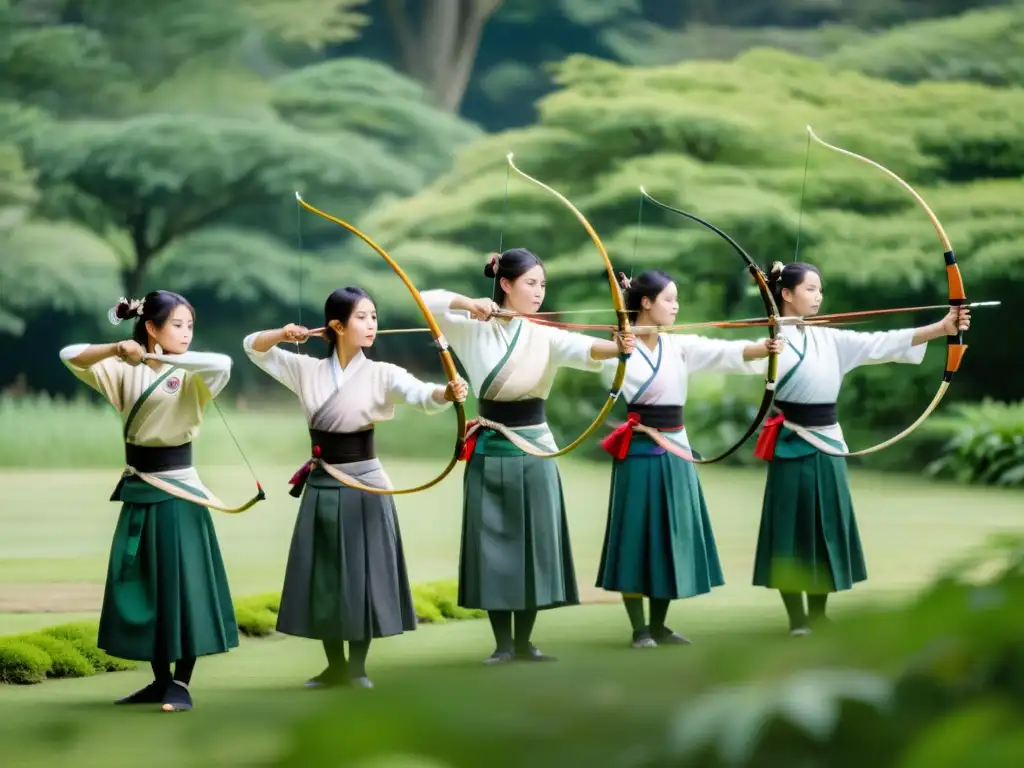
[483,252,500,279]
[107,297,144,326]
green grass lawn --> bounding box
[1,459,1022,765]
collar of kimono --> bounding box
[504,152,632,458]
[294,192,468,496]
[792,125,966,457]
[637,187,781,464]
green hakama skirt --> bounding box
[752,436,867,593]
[458,430,579,611]
[596,437,724,599]
[276,464,417,642]
[98,475,239,662]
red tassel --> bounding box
[459,421,480,462]
[754,414,784,461]
[601,413,640,459]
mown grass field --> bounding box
[2,401,1024,765]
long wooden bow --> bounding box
[294,193,467,495]
[638,187,781,463]
[503,152,632,458]
[780,126,968,457]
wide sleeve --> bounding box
[545,326,605,373]
[831,327,926,374]
[672,334,767,376]
[242,332,317,395]
[59,344,125,410]
[147,351,233,402]
[383,364,452,415]
[421,289,478,352]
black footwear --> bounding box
[483,649,514,665]
[305,665,347,688]
[514,644,557,662]
[631,629,657,649]
[160,681,193,712]
[349,676,374,689]
[115,680,166,705]
[652,626,692,646]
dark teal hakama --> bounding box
[752,427,867,594]
[596,434,724,599]
[458,429,579,611]
[99,476,239,662]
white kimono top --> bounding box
[422,289,603,451]
[59,345,232,497]
[774,325,926,450]
[601,333,766,452]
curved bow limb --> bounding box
[293,193,467,495]
[500,152,631,459]
[638,186,781,463]
[125,467,264,514]
[792,126,967,457]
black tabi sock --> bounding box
[151,662,172,686]
[347,640,370,678]
[488,610,513,652]
[807,593,828,619]
[513,610,538,650]
[322,639,347,670]
[622,596,646,632]
[173,657,196,686]
[780,591,807,630]
[649,598,670,633]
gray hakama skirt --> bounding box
[276,460,417,642]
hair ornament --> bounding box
[617,271,632,290]
[769,261,785,278]
[487,252,500,270]
[107,297,145,326]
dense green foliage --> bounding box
[3,2,1022,481]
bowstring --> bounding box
[793,130,812,262]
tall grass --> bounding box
[0,393,455,468]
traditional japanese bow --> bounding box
[292,193,466,496]
[766,126,968,458]
[463,153,630,459]
[636,187,781,463]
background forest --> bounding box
[2,0,1023,481]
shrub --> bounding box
[923,400,1024,486]
[0,641,50,684]
[15,633,95,679]
[1,581,486,685]
[40,622,137,672]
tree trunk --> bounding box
[383,0,503,113]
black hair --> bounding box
[621,269,674,324]
[766,261,822,310]
[111,291,194,350]
[323,286,375,353]
[484,248,545,305]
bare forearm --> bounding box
[912,321,946,346]
[446,294,476,313]
[67,343,121,367]
[250,329,290,353]
[743,343,767,361]
[590,339,620,361]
